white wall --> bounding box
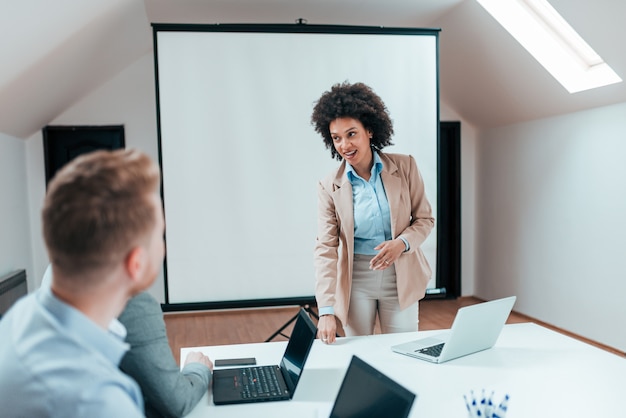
[475,101,626,352]
[25,52,165,301]
[0,133,33,287]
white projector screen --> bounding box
[153,24,440,308]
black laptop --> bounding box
[329,356,416,418]
[212,308,317,405]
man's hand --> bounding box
[184,351,213,371]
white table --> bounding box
[181,323,626,417]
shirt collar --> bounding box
[346,151,383,181]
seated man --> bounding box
[0,149,162,417]
[41,266,213,418]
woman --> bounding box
[311,81,434,344]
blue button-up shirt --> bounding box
[0,287,144,417]
[347,152,392,255]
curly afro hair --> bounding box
[311,81,394,161]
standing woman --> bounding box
[311,81,434,344]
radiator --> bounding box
[0,269,27,317]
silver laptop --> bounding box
[391,296,516,363]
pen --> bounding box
[464,394,472,417]
[465,390,480,418]
[492,394,509,418]
[472,390,484,417]
[480,389,486,411]
[484,391,494,418]
[471,390,479,416]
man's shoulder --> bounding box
[1,305,121,373]
[0,309,141,416]
[0,291,52,350]
[0,361,142,417]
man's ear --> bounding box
[125,246,145,282]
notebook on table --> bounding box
[391,296,516,364]
[327,355,416,418]
[212,307,317,405]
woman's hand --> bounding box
[370,238,405,270]
[317,315,337,344]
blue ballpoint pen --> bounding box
[492,394,509,418]
[484,391,494,418]
[472,391,479,417]
[465,390,480,418]
[466,392,476,417]
[472,391,483,418]
[464,394,473,417]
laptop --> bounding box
[391,296,516,363]
[328,355,416,418]
[212,308,317,405]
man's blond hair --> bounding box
[43,148,160,278]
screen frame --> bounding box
[152,23,457,311]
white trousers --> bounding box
[344,253,419,336]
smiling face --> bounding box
[329,117,374,178]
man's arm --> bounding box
[118,292,211,417]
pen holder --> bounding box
[464,389,509,418]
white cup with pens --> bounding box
[464,389,509,418]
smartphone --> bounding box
[214,357,257,367]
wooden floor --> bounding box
[163,296,624,366]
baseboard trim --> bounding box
[467,295,624,357]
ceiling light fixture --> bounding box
[476,0,622,93]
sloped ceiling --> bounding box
[437,0,626,128]
[1,0,624,139]
[0,0,152,139]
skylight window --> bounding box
[476,0,622,93]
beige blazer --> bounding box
[314,152,435,327]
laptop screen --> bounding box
[330,356,416,418]
[279,309,317,394]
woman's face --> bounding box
[329,117,373,171]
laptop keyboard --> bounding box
[240,366,283,399]
[418,342,445,357]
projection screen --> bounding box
[153,24,440,309]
